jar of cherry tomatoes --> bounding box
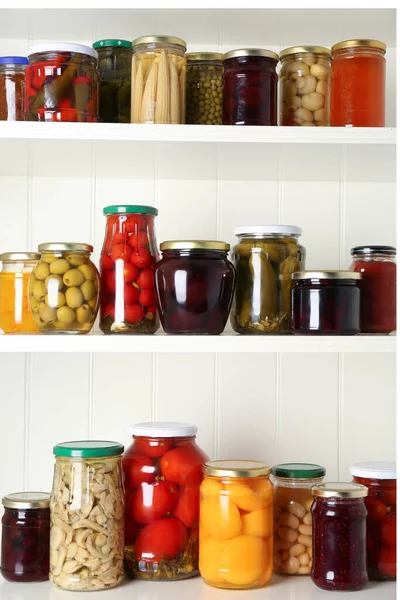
[122,422,209,581]
[1,492,50,583]
[0,252,40,333]
[350,461,396,580]
[100,205,159,334]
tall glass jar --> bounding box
[100,205,159,334]
[0,252,40,334]
[231,225,305,334]
[93,39,132,123]
[271,463,325,575]
[0,56,28,120]
[131,35,187,124]
[186,53,223,124]
[279,46,331,126]
[50,441,125,591]
[123,422,209,581]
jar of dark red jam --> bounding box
[311,483,368,591]
[291,271,361,335]
[155,241,235,335]
[350,461,396,581]
[1,491,50,583]
[223,49,278,125]
[350,246,396,334]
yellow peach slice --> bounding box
[199,538,226,583]
[242,508,273,538]
[201,496,242,540]
[200,478,224,497]
[222,535,268,586]
[225,480,272,512]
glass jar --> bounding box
[29,243,100,334]
[100,205,159,334]
[131,35,187,124]
[0,252,40,334]
[350,246,396,334]
[1,492,50,583]
[0,56,28,121]
[331,39,386,127]
[25,42,99,122]
[50,441,124,591]
[291,271,361,335]
[231,225,305,334]
[200,460,273,589]
[186,53,223,124]
[223,49,278,126]
[271,463,326,576]
[123,422,209,581]
[93,39,132,123]
[350,461,396,581]
[311,483,368,591]
[279,46,331,127]
[155,241,235,335]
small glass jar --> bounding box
[0,56,28,121]
[291,271,361,335]
[29,243,100,334]
[200,460,273,589]
[186,53,223,124]
[50,441,124,591]
[271,463,326,576]
[350,461,396,581]
[93,39,132,123]
[131,35,187,124]
[1,492,50,583]
[231,225,305,334]
[25,42,99,122]
[155,241,235,335]
[279,46,331,127]
[223,49,278,126]
[100,205,159,334]
[331,39,386,127]
[0,252,40,334]
[123,422,209,581]
[350,246,396,334]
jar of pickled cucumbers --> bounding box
[131,35,187,124]
[93,39,132,123]
[271,463,326,575]
[186,53,223,124]
[29,243,100,334]
[0,252,40,334]
[231,225,306,334]
[200,460,273,590]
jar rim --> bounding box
[54,440,124,458]
[223,48,279,62]
[132,35,187,51]
[292,270,361,281]
[160,240,230,251]
[28,42,98,60]
[312,482,368,499]
[272,463,326,479]
[130,422,198,438]
[38,243,93,253]
[203,460,271,478]
[235,225,302,237]
[279,46,331,60]
[0,252,40,262]
[332,39,386,54]
[350,461,396,480]
[2,492,50,509]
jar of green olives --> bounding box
[93,39,132,123]
[186,53,223,124]
[29,243,100,334]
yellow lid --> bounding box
[186,52,223,62]
[332,39,386,54]
[132,35,186,51]
[160,240,230,251]
[280,46,331,60]
[203,460,271,478]
[224,48,279,62]
[312,482,368,499]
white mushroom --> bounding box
[53,544,67,577]
[314,108,327,124]
[295,107,313,123]
[297,75,317,95]
[302,92,325,112]
[310,62,329,81]
[287,60,309,76]
[316,80,328,97]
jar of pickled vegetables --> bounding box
[25,43,99,122]
[93,39,132,123]
[311,483,368,591]
[186,53,223,124]
[350,461,396,580]
[122,422,209,581]
[272,463,326,575]
[279,46,331,126]
[0,56,28,121]
[131,35,187,124]
[29,243,100,334]
[0,252,40,334]
[231,225,305,334]
[1,492,50,583]
[100,205,159,334]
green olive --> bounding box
[66,253,86,266]
[57,306,76,325]
[63,269,85,287]
[88,297,97,310]
[33,281,46,301]
[50,259,70,275]
[34,262,50,281]
[29,295,40,314]
[53,320,68,330]
[39,303,57,324]
[66,287,83,309]
[30,274,38,288]
[45,291,66,309]
[76,304,93,325]
[80,280,96,302]
[41,254,56,264]
[45,274,63,290]
[78,263,96,281]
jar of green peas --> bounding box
[186,52,223,125]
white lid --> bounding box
[130,422,198,438]
[28,42,98,60]
[350,461,396,480]
[235,225,302,237]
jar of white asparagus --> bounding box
[131,35,187,124]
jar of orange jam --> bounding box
[200,460,273,589]
[0,252,40,333]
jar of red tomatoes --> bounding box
[122,422,209,581]
[100,205,159,334]
[350,461,396,580]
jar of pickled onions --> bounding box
[0,252,40,333]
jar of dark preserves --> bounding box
[1,491,50,583]
[223,49,278,125]
[93,39,132,123]
[155,241,235,335]
[311,483,368,591]
[291,271,361,335]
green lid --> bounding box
[54,441,124,458]
[103,205,158,216]
[93,39,132,50]
[272,463,326,479]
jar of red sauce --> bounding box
[331,39,386,127]
[122,422,209,581]
[350,461,396,580]
[350,245,396,334]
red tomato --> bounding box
[102,303,115,319]
[103,271,115,293]
[126,217,143,234]
[124,284,139,305]
[122,452,154,490]
[131,481,178,524]
[160,446,206,486]
[101,255,114,272]
[139,289,156,307]
[171,486,200,528]
[113,232,128,245]
[123,262,139,283]
[58,108,78,122]
[135,518,188,562]
[377,546,396,578]
[131,249,151,269]
[111,244,132,262]
[124,304,144,323]
[381,513,396,548]
[134,437,173,458]
[127,234,138,250]
[381,488,397,507]
[58,98,72,109]
[137,270,155,290]
[366,497,387,521]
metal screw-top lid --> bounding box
[292,270,361,280]
[203,460,271,478]
[224,48,279,62]
[130,422,198,438]
[186,52,223,62]
[103,205,158,216]
[54,441,124,458]
[0,252,40,262]
[272,463,326,479]
[332,39,386,54]
[351,245,396,256]
[312,482,368,499]
[160,240,230,251]
[2,492,50,509]
[38,243,93,253]
[28,42,98,60]
[0,56,29,65]
[132,35,187,51]
[350,461,396,480]
[93,39,132,50]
